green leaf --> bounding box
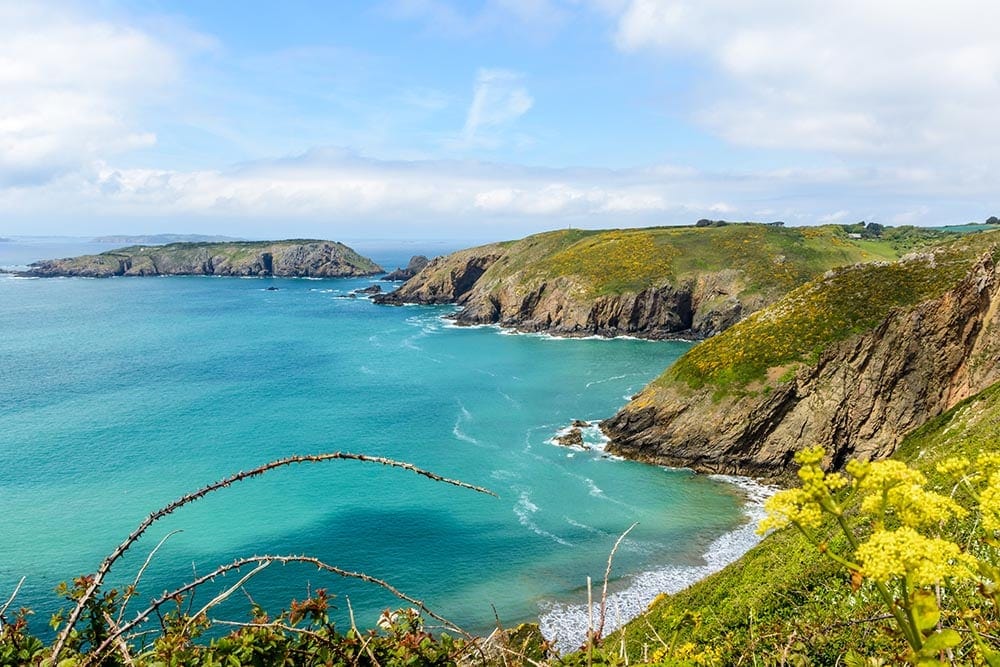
[920,629,961,653]
[910,590,940,631]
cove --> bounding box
[0,259,754,648]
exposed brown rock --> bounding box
[601,254,1000,481]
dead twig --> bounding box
[52,451,495,660]
[596,522,638,641]
[348,596,382,667]
[116,530,183,625]
[102,612,136,666]
[0,576,26,625]
[183,561,271,633]
[87,553,471,663]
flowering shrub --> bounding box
[759,446,1000,664]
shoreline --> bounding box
[537,472,775,652]
[539,421,777,652]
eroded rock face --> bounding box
[23,241,382,278]
[376,248,770,339]
[373,248,505,305]
[381,255,430,282]
[602,254,1000,480]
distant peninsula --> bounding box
[92,234,247,244]
[22,240,383,278]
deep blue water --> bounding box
[0,240,753,648]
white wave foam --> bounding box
[564,517,606,535]
[538,476,777,652]
[545,421,610,453]
[584,373,635,388]
[452,420,479,445]
[514,491,573,547]
[452,402,480,445]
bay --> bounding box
[0,240,752,648]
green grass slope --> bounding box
[611,380,1000,664]
[655,229,1000,395]
[475,224,949,299]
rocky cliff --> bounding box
[376,225,921,339]
[603,236,1000,480]
[381,255,430,282]
[22,240,382,278]
[373,244,508,305]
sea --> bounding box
[0,238,769,651]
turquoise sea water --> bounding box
[0,241,758,649]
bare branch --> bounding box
[596,522,638,640]
[183,562,271,633]
[102,612,136,666]
[52,451,494,660]
[0,576,26,625]
[117,530,183,625]
[87,553,471,663]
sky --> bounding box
[2,0,999,242]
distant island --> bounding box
[22,240,382,278]
[92,234,247,244]
[0,237,10,242]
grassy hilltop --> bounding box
[385,223,954,339]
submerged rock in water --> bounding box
[356,284,382,295]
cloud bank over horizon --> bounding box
[1,1,998,239]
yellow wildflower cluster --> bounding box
[856,527,975,586]
[757,446,845,534]
[979,472,1000,532]
[853,460,966,528]
[653,641,724,665]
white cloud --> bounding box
[459,69,534,148]
[0,3,179,185]
[818,210,850,224]
[3,149,991,238]
[611,0,1000,163]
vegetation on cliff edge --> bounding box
[656,230,1000,395]
[474,223,951,299]
[609,380,1000,665]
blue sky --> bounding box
[2,1,999,241]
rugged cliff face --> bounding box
[373,244,507,305]
[23,240,382,278]
[603,246,1000,480]
[449,270,768,339]
[376,226,914,339]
